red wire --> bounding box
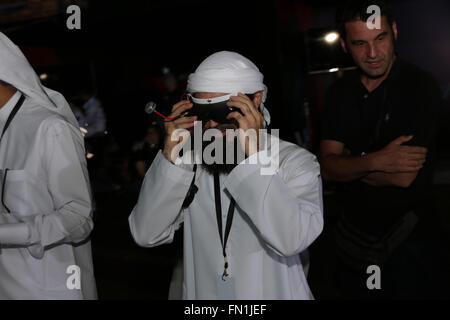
[152,95,191,121]
[154,110,174,121]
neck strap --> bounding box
[213,171,236,281]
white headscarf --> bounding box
[187,51,271,126]
[0,32,79,129]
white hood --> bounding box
[0,32,79,129]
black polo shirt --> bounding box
[322,57,441,237]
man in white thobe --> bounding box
[129,51,323,299]
[0,33,97,299]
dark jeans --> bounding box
[335,227,444,299]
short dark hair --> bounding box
[336,0,395,40]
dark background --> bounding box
[1,0,449,299]
[2,0,449,147]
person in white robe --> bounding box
[129,51,323,300]
[0,32,97,299]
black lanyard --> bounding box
[181,164,198,209]
[1,168,10,213]
[0,94,24,214]
[1,94,25,141]
[213,171,236,281]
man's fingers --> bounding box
[392,135,414,145]
[402,152,426,161]
[401,154,425,163]
[175,121,197,130]
[401,159,424,169]
[400,165,422,172]
[397,166,422,173]
[231,92,252,106]
[403,146,427,154]
[228,96,262,129]
[173,116,197,125]
[393,161,423,172]
[171,100,189,112]
[227,100,255,122]
[171,101,193,116]
[237,92,260,119]
[226,111,247,127]
[409,157,426,164]
[226,111,244,123]
[230,93,259,117]
[408,159,425,166]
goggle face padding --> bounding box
[187,101,239,123]
[184,93,254,123]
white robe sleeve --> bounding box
[129,151,195,247]
[223,147,324,257]
[0,119,93,259]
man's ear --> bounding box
[392,21,398,41]
[340,38,348,53]
[252,91,263,109]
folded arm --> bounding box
[320,138,425,188]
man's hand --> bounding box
[369,135,427,173]
[162,100,197,163]
[226,92,264,157]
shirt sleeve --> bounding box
[0,118,94,259]
[223,145,324,257]
[129,151,195,247]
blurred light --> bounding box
[325,32,339,43]
[161,66,170,75]
[80,127,88,137]
[329,68,339,73]
[39,73,48,80]
[86,153,94,159]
